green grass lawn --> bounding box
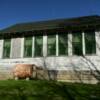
[0,80,99,100]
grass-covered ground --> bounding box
[0,80,99,100]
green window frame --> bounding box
[85,31,96,54]
[3,39,11,58]
[47,35,56,56]
[72,32,83,55]
[24,37,32,57]
[58,34,68,55]
[34,36,43,57]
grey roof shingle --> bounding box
[0,15,100,34]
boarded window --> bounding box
[72,32,83,55]
[24,37,32,57]
[47,35,56,56]
[85,31,96,54]
[3,39,11,58]
[34,36,43,57]
[58,34,68,55]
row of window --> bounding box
[3,32,96,58]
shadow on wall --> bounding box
[32,67,58,81]
[81,56,100,82]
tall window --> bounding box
[24,37,32,57]
[85,31,96,54]
[3,39,11,58]
[58,34,68,55]
[47,35,56,56]
[72,32,82,55]
[34,36,43,57]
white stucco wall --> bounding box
[0,56,99,70]
[11,38,22,58]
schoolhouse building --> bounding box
[0,15,100,83]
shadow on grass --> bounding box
[0,80,100,100]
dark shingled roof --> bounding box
[0,15,100,34]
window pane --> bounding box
[3,39,11,58]
[72,33,82,55]
[85,32,96,54]
[47,35,56,56]
[24,37,32,57]
[59,34,68,55]
[34,36,43,57]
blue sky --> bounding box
[0,0,100,29]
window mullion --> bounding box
[32,36,34,57]
[56,34,58,56]
[82,32,85,55]
[43,34,47,57]
[10,39,12,58]
[68,33,72,56]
